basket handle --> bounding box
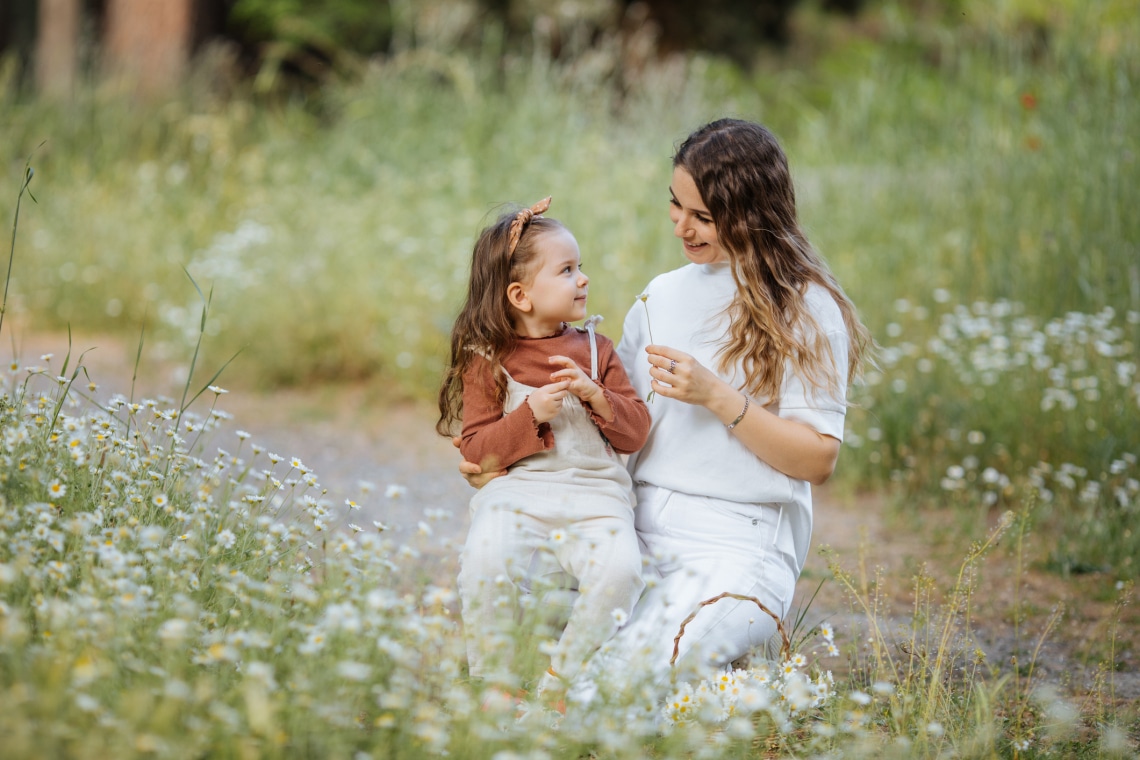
[670,592,791,666]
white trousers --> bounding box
[589,483,799,690]
[458,491,644,681]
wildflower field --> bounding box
[2,0,1139,756]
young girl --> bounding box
[437,197,650,691]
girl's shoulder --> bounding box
[570,321,615,348]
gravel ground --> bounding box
[9,331,1139,708]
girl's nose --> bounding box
[578,271,590,286]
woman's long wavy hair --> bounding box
[674,118,871,402]
[436,209,565,436]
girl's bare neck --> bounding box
[513,314,566,339]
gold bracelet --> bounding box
[727,396,750,430]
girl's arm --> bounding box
[643,345,840,485]
[547,338,651,454]
[459,357,555,473]
[590,340,652,454]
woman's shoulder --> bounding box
[642,264,705,295]
[802,283,846,332]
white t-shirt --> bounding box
[617,262,849,572]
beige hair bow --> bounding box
[507,196,552,256]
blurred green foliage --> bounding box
[226,0,395,90]
[230,0,394,51]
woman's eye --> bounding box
[669,197,680,207]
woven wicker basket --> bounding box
[670,592,792,667]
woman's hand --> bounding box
[644,345,841,485]
[644,345,728,407]
[452,436,506,489]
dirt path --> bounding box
[8,331,1138,706]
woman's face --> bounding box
[669,166,729,265]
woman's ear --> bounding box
[507,282,532,313]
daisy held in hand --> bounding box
[437,197,650,695]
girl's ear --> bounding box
[506,282,532,313]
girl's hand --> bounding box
[645,345,728,407]
[527,380,572,423]
[548,355,601,403]
[549,355,614,421]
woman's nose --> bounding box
[673,214,688,238]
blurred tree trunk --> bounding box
[104,0,193,96]
[35,0,80,97]
[2,0,39,86]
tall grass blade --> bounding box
[177,267,211,420]
[179,346,245,413]
[2,156,38,341]
[131,307,147,403]
[59,323,72,378]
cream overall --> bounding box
[458,327,644,682]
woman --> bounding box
[461,118,870,691]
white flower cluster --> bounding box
[0,357,467,756]
[663,623,841,736]
[854,296,1139,570]
[870,300,1138,413]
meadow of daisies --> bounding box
[2,0,1139,756]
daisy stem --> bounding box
[641,297,655,347]
[641,296,656,402]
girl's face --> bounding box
[514,227,589,332]
[669,166,729,265]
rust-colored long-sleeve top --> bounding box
[460,326,651,474]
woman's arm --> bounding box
[454,437,506,489]
[643,344,840,485]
